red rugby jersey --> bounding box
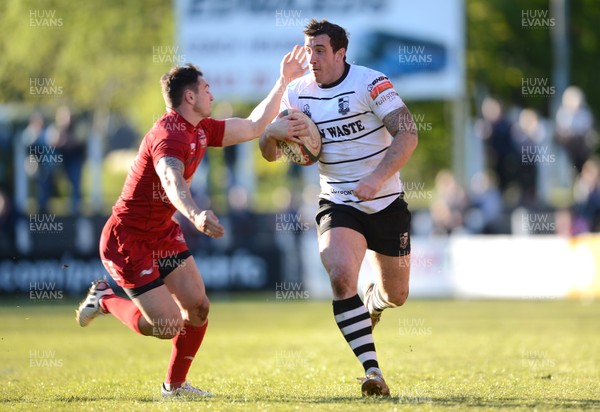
[112,109,225,234]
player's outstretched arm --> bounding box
[220,45,307,147]
[155,156,225,238]
[354,106,419,201]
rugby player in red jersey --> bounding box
[76,46,307,397]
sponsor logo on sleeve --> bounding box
[367,76,396,101]
[375,90,399,107]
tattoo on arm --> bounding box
[161,156,184,175]
[382,108,401,137]
[155,156,186,200]
[382,106,415,138]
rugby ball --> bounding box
[276,109,322,166]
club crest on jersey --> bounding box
[302,104,311,118]
[338,96,350,115]
[197,129,207,149]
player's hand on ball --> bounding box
[354,174,383,201]
[281,45,307,82]
[267,115,306,144]
[194,210,225,238]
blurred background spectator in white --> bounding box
[430,169,468,234]
[556,86,597,174]
[510,108,549,208]
[464,170,504,234]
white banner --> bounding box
[176,0,465,101]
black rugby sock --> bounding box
[333,294,380,373]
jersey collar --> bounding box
[318,63,351,89]
[167,108,200,133]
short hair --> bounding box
[303,19,349,59]
[160,64,203,108]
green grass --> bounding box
[1,297,599,411]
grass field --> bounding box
[1,296,599,411]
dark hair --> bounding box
[303,19,349,59]
[160,64,203,108]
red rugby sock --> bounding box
[165,321,208,387]
[100,295,143,334]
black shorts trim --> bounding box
[315,196,411,257]
[157,250,192,278]
[124,277,165,299]
[123,250,192,299]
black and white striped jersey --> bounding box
[281,64,405,214]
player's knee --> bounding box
[386,288,409,307]
[198,295,210,320]
[329,272,357,299]
[321,254,351,280]
[188,295,210,323]
[320,248,359,298]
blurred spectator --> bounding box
[464,170,504,234]
[430,169,468,234]
[556,86,596,174]
[22,112,53,213]
[47,106,86,215]
[510,108,548,207]
[572,158,600,233]
[476,97,519,192]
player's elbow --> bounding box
[259,136,278,162]
[262,150,278,162]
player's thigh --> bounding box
[319,226,367,277]
[366,250,410,305]
[132,284,183,331]
[163,255,209,321]
[319,227,367,299]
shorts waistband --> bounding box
[108,214,173,239]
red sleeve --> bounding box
[200,118,225,147]
[150,132,189,168]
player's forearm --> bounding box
[247,76,286,136]
[259,124,282,161]
[371,130,418,182]
[162,171,203,223]
[370,105,419,182]
[156,156,203,224]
